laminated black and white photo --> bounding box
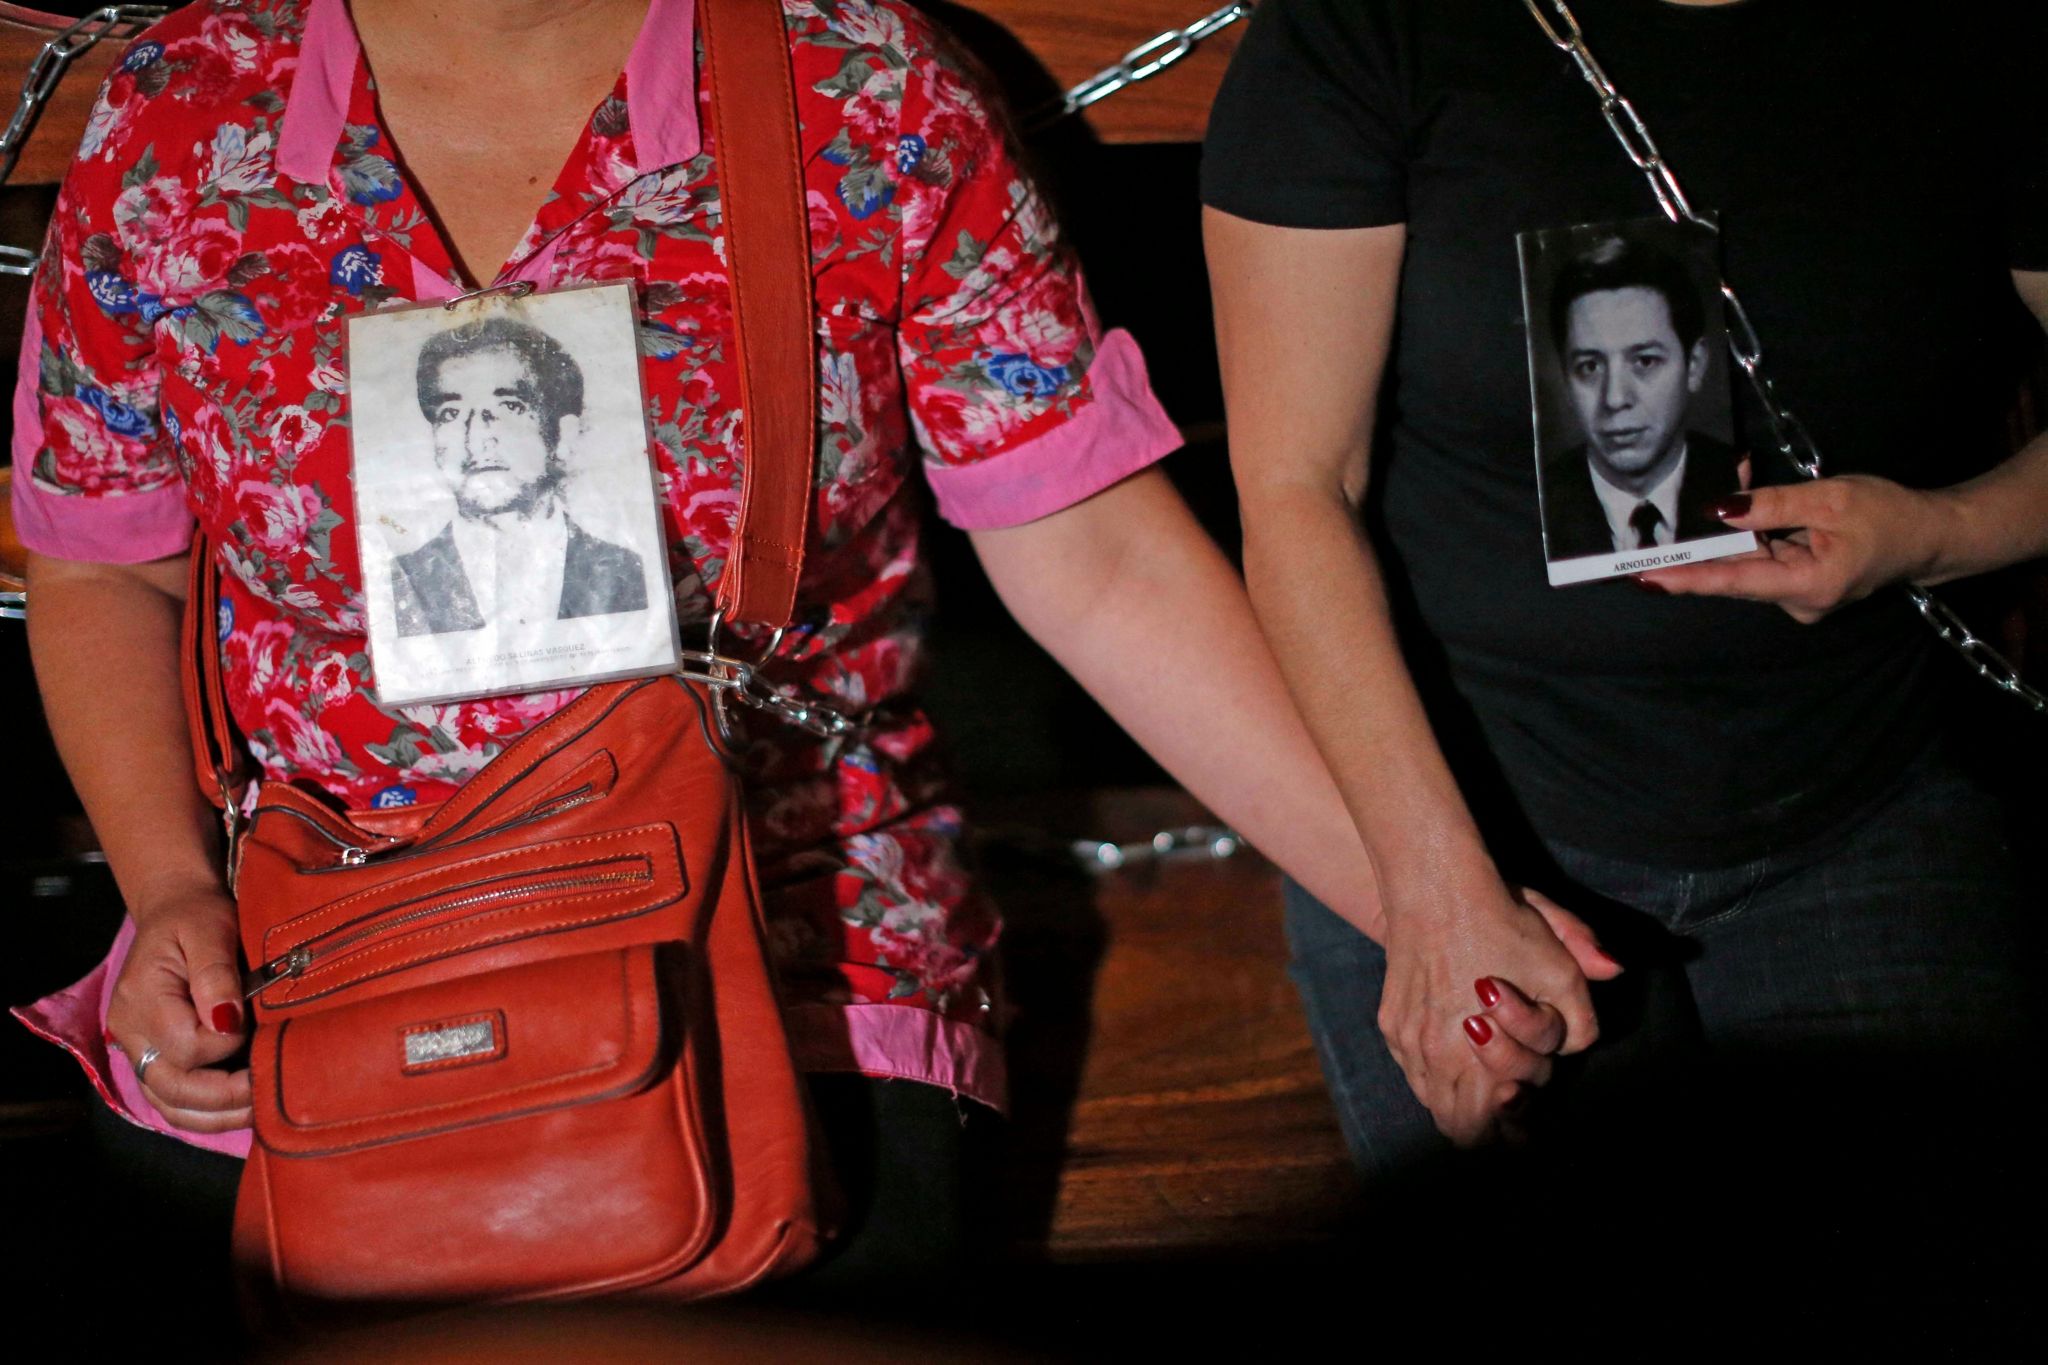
[349,282,678,706]
[1518,216,1757,587]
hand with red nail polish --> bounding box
[1464,974,1569,1092]
[1456,889,1626,1108]
[1628,474,1956,624]
[1378,865,1623,1148]
[105,885,253,1134]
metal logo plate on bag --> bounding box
[401,1012,506,1073]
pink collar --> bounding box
[278,0,701,185]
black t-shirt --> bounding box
[1201,0,2048,866]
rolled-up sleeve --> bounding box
[11,121,191,564]
[892,20,1180,531]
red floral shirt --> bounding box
[12,0,1182,1119]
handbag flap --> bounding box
[255,945,675,1156]
[249,825,690,1015]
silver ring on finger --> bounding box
[134,1046,163,1087]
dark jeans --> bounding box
[1286,742,2042,1306]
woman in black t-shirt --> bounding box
[1200,0,2048,1218]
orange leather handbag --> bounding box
[181,0,832,1306]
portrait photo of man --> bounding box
[1520,221,1755,584]
[393,316,648,637]
[350,282,677,707]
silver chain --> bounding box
[976,820,1246,873]
[1027,2,1255,132]
[0,6,168,277]
[1525,0,2048,714]
[697,610,862,739]
[678,650,861,740]
[1072,824,1242,872]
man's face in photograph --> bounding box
[424,346,566,519]
[1563,285,1707,483]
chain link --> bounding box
[0,9,168,171]
[974,820,1246,874]
[1072,824,1242,872]
[1524,0,2048,715]
[696,610,862,740]
[0,6,169,274]
[677,650,861,741]
[1026,2,1254,132]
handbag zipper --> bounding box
[246,861,651,997]
[257,784,603,871]
[346,785,602,867]
[249,805,386,863]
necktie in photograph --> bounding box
[1629,500,1664,549]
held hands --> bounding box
[1635,475,1949,622]
[104,887,252,1133]
[1379,878,1622,1146]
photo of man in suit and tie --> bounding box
[1520,221,1757,585]
[395,315,649,637]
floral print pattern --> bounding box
[20,0,1142,1088]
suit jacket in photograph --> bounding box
[392,517,649,637]
[1540,432,1744,563]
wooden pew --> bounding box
[988,786,1355,1258]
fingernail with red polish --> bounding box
[1629,574,1668,595]
[1705,493,1752,522]
[212,1002,243,1034]
[1463,1015,1494,1045]
[1474,977,1501,1009]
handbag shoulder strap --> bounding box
[701,0,816,629]
[183,541,244,816]
[183,0,817,810]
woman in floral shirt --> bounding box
[15,0,1383,1290]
